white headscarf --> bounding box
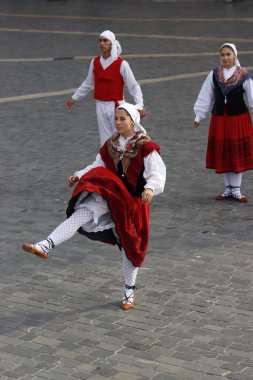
[116,102,146,134]
[100,30,122,61]
[220,42,240,67]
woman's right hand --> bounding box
[68,175,79,187]
[193,121,200,128]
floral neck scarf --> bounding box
[107,131,151,172]
[217,66,248,88]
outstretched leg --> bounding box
[22,208,93,258]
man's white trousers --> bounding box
[96,100,117,146]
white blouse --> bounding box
[194,66,253,122]
[74,135,166,196]
[72,56,144,110]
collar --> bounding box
[119,134,135,142]
[223,65,236,72]
[100,55,114,63]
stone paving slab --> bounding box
[1,0,253,379]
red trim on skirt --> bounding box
[69,167,150,267]
[206,111,253,173]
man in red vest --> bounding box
[66,30,146,145]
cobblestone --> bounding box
[1,0,253,379]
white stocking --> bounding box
[121,250,139,303]
[35,208,93,253]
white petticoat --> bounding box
[74,191,115,233]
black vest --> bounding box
[211,69,249,116]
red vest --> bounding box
[93,56,124,101]
[100,140,160,197]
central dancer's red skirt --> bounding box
[206,111,253,173]
[66,167,150,267]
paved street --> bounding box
[1,0,253,379]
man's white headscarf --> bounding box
[100,30,122,61]
[220,43,240,67]
[116,103,146,134]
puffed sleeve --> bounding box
[143,150,166,195]
[74,153,105,179]
[243,77,253,114]
[194,70,215,122]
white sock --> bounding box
[34,208,93,253]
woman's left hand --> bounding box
[141,188,153,204]
[68,175,79,187]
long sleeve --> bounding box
[74,153,105,178]
[243,77,253,114]
[120,60,144,109]
[143,150,166,195]
[194,70,215,122]
[72,59,94,101]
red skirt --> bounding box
[206,111,253,173]
[66,167,150,267]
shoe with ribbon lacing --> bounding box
[22,238,54,259]
[120,285,136,311]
